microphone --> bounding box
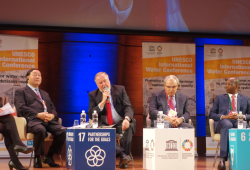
[104,87,110,102]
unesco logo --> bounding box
[85,145,106,167]
[67,145,72,166]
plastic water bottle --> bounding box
[238,111,243,129]
[92,110,98,128]
[157,111,164,129]
[81,110,86,125]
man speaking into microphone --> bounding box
[88,72,134,169]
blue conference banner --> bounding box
[229,129,250,170]
[66,128,116,170]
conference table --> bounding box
[229,129,250,170]
[66,128,116,170]
[143,128,195,170]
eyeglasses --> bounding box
[165,86,177,89]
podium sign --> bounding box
[66,128,116,170]
[229,129,250,170]
[143,128,195,170]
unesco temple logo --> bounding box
[165,140,178,151]
[85,145,106,167]
[149,46,155,51]
[145,139,149,151]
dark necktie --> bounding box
[106,101,113,125]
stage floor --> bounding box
[0,156,229,170]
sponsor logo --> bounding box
[218,48,223,57]
[230,145,234,166]
[85,145,106,167]
[182,139,193,151]
[145,139,149,151]
[67,145,72,166]
[209,48,216,57]
[149,46,155,51]
[157,46,162,51]
[165,140,178,151]
[0,39,2,44]
[150,139,155,151]
[27,140,33,146]
[218,48,223,54]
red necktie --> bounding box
[106,101,113,125]
[149,0,167,30]
[232,95,235,112]
[169,96,175,110]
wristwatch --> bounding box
[181,117,185,123]
[125,116,131,122]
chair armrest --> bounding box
[58,118,62,125]
[14,117,27,141]
[188,119,192,125]
[209,119,215,138]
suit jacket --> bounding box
[209,93,250,130]
[88,85,134,124]
[149,90,190,123]
[149,91,190,123]
[14,85,58,127]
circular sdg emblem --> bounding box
[67,145,72,166]
[85,145,106,167]
[182,139,193,151]
[157,46,162,51]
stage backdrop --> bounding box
[142,42,196,152]
[204,45,250,156]
[0,34,38,157]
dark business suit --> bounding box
[149,90,193,128]
[88,85,134,156]
[0,114,27,168]
[209,94,250,159]
[14,85,66,156]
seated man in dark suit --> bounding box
[149,75,193,128]
[14,68,66,168]
[209,77,250,170]
[88,72,134,169]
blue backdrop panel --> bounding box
[57,33,119,118]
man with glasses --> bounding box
[209,78,250,170]
[149,75,193,128]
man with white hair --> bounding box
[149,75,193,128]
[88,72,134,169]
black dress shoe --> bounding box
[8,161,29,170]
[42,156,60,167]
[34,157,42,168]
[217,160,226,170]
[14,145,34,154]
[119,155,131,169]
